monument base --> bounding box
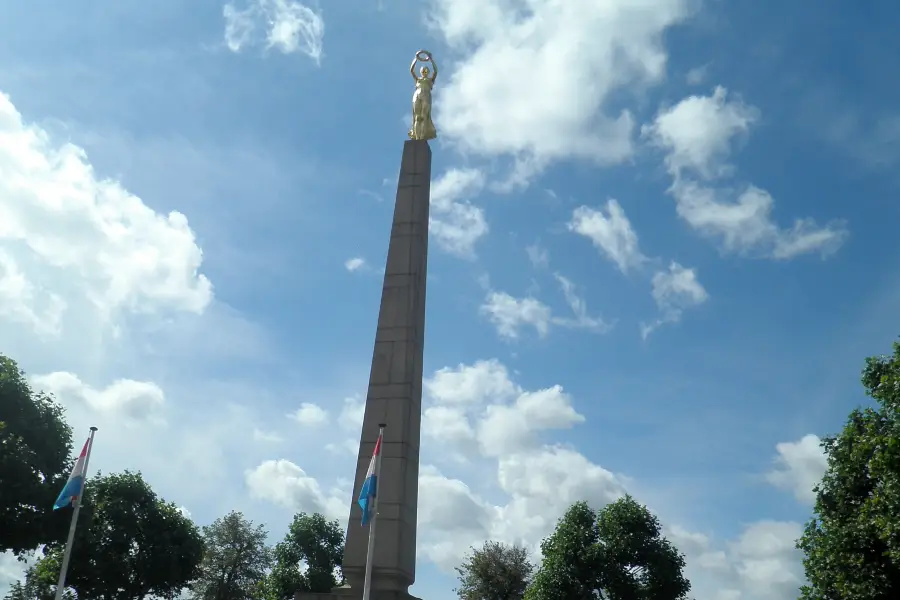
[294,586,422,600]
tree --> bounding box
[454,541,533,600]
[3,558,70,600]
[30,471,205,600]
[797,341,900,599]
[191,511,272,600]
[261,513,344,599]
[526,497,690,600]
[0,354,73,555]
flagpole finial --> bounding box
[378,423,387,428]
[89,426,98,432]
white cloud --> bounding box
[423,359,587,463]
[552,274,612,333]
[480,278,610,340]
[337,395,364,431]
[253,428,284,443]
[480,291,552,339]
[344,257,366,272]
[414,359,626,567]
[766,434,827,505]
[429,168,489,258]
[288,402,329,427]
[0,91,212,338]
[570,200,647,273]
[0,251,65,336]
[32,371,166,425]
[430,0,695,183]
[672,520,805,600]
[245,460,346,520]
[0,553,24,597]
[643,87,848,259]
[477,387,584,456]
[425,359,517,405]
[730,521,805,599]
[324,396,365,455]
[670,181,847,260]
[686,64,709,86]
[641,261,708,338]
[645,86,758,180]
[223,0,324,63]
[525,243,549,269]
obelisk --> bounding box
[341,136,430,600]
[297,50,436,600]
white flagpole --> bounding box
[54,426,98,600]
[362,423,386,600]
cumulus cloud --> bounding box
[429,168,489,258]
[525,243,549,269]
[223,0,324,63]
[0,91,212,340]
[245,459,346,519]
[422,360,587,461]
[288,402,329,427]
[643,87,848,259]
[641,262,709,338]
[671,520,805,600]
[32,372,166,425]
[344,257,366,272]
[480,276,610,340]
[480,291,553,339]
[430,0,695,183]
[569,200,647,273]
[324,396,365,455]
[766,434,827,505]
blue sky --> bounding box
[1,1,899,599]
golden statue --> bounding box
[409,50,438,141]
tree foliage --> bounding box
[526,497,690,600]
[455,540,533,600]
[30,471,205,600]
[261,512,344,599]
[0,354,73,555]
[797,341,900,599]
[2,558,71,600]
[191,510,272,600]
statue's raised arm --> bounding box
[409,54,419,80]
[430,55,438,82]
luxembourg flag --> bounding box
[54,437,91,510]
[357,432,383,526]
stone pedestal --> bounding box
[305,140,431,600]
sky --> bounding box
[1,0,899,599]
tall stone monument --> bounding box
[295,50,437,600]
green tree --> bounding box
[0,355,73,555]
[30,471,205,600]
[797,341,900,599]
[261,513,344,599]
[191,511,272,600]
[455,540,533,600]
[526,497,690,600]
[2,558,70,600]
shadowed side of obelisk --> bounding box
[338,139,431,600]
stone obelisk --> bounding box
[342,137,430,600]
[297,50,436,600]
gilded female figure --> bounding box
[409,50,438,140]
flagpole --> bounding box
[362,423,386,600]
[54,426,97,600]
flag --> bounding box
[357,432,382,526]
[54,437,91,510]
